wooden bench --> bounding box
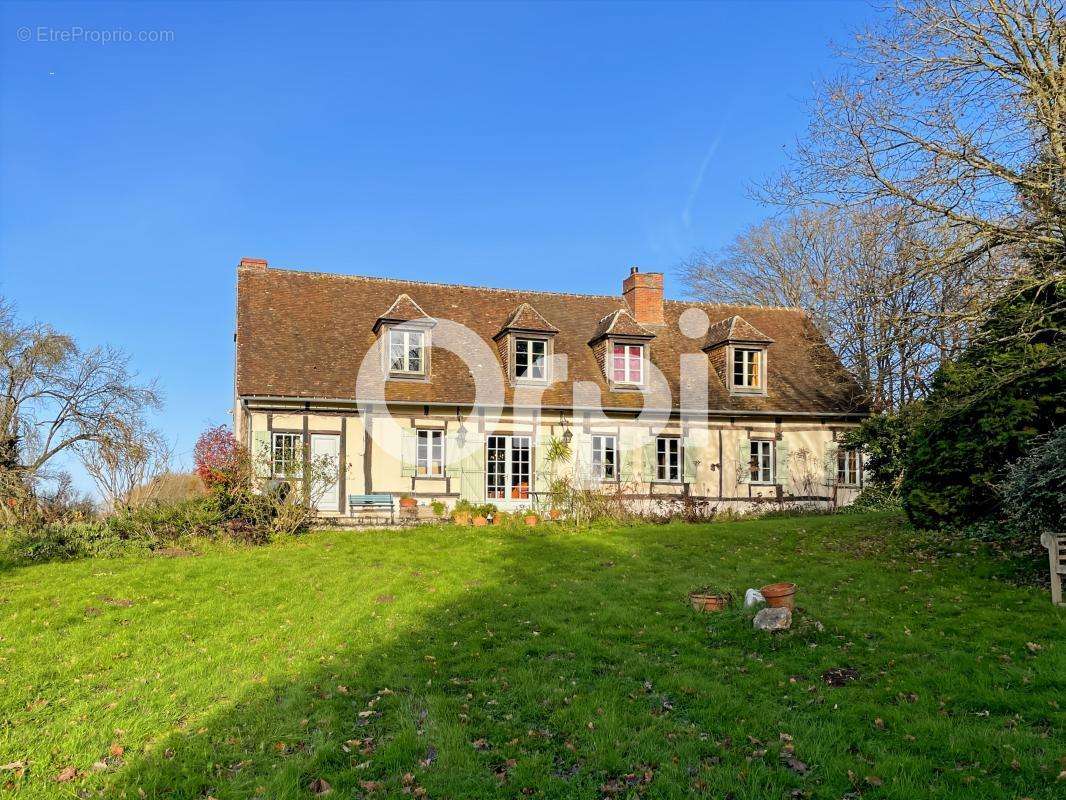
[1040,532,1065,606]
[348,493,394,524]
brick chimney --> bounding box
[622,267,664,326]
[238,257,268,270]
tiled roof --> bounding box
[703,315,774,349]
[373,293,432,331]
[496,303,558,337]
[590,309,656,343]
[236,265,865,414]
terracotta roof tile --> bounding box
[373,293,432,331]
[236,265,865,414]
[590,308,656,343]
[703,315,774,349]
[496,302,559,337]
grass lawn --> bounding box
[1,512,1063,799]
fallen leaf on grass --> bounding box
[109,744,124,756]
[1026,642,1042,653]
[309,777,332,795]
[0,763,26,772]
[780,753,808,775]
[55,766,78,782]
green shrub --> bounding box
[901,279,1065,529]
[1000,427,1066,535]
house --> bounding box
[233,258,867,517]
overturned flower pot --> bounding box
[761,582,797,611]
[688,588,732,613]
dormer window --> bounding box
[612,343,644,385]
[514,337,547,381]
[732,347,763,390]
[389,328,424,375]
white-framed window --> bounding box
[272,432,303,476]
[389,328,425,374]
[416,429,444,476]
[592,435,617,480]
[514,337,547,381]
[837,446,860,486]
[656,437,680,482]
[611,343,644,384]
[733,348,763,390]
[749,439,774,484]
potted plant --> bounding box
[549,508,562,520]
[398,494,417,510]
[472,513,488,527]
[688,587,733,613]
[452,499,472,525]
[524,512,538,526]
[760,582,797,610]
[431,500,446,519]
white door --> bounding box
[310,434,341,512]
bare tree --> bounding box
[679,206,998,410]
[768,0,1065,288]
[78,418,172,512]
[0,298,161,482]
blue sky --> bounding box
[0,0,875,483]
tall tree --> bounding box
[0,298,160,484]
[769,0,1065,284]
[678,206,995,410]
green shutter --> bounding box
[682,437,698,483]
[642,440,658,482]
[824,441,839,486]
[400,430,416,477]
[775,439,790,487]
[534,437,552,493]
[445,434,461,478]
[618,443,634,482]
[459,437,484,502]
[736,436,750,484]
[252,430,271,478]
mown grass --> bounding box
[0,512,1062,799]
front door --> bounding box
[486,435,531,505]
[310,434,341,512]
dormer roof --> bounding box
[589,308,656,345]
[373,293,435,332]
[494,302,559,340]
[702,315,774,350]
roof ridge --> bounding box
[251,265,626,302]
[245,265,808,313]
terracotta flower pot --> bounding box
[524,514,538,527]
[453,512,470,526]
[689,590,732,613]
[472,515,488,527]
[399,497,417,509]
[549,508,561,520]
[761,582,797,611]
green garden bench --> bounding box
[348,493,394,524]
[1040,532,1065,606]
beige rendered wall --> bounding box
[243,407,862,512]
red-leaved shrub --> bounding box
[193,426,247,489]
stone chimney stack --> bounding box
[622,266,664,326]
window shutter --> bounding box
[459,436,484,501]
[642,440,658,482]
[682,437,698,483]
[534,437,552,494]
[618,443,634,482]
[445,434,461,478]
[736,436,750,484]
[775,439,790,487]
[400,430,416,477]
[252,430,272,478]
[824,441,839,486]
